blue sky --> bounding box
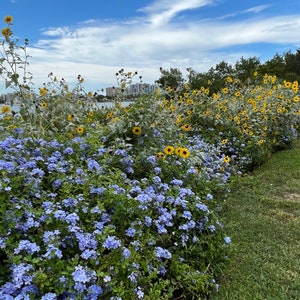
[1,0,300,94]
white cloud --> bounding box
[11,1,300,94]
[139,0,213,26]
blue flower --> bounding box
[81,249,97,260]
[52,179,62,189]
[41,292,57,300]
[72,265,96,283]
[224,236,231,244]
[125,227,136,237]
[135,286,144,299]
[103,236,121,250]
[170,179,183,186]
[11,263,34,289]
[87,158,102,172]
[195,202,209,213]
[75,232,98,250]
[206,193,214,200]
[146,155,156,164]
[14,240,40,255]
[144,216,152,227]
[65,212,79,225]
[0,237,6,249]
[128,272,138,283]
[88,284,103,298]
[182,210,192,220]
[44,244,63,259]
[63,147,74,155]
[122,247,131,259]
[154,247,172,259]
[30,168,45,178]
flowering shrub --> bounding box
[0,132,231,299]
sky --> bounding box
[1,0,300,95]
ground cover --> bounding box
[212,139,300,300]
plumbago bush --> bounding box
[0,15,299,300]
[0,131,232,299]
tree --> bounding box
[234,56,261,83]
[258,53,285,77]
[156,67,185,90]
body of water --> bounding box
[0,101,133,113]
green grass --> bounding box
[212,140,300,300]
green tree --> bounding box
[283,50,300,81]
[186,68,210,90]
[258,53,285,77]
[234,56,261,83]
[156,67,185,90]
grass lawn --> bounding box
[212,139,300,300]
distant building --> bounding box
[105,87,119,97]
[106,83,157,97]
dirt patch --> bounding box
[264,209,296,221]
[283,193,300,202]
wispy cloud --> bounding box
[21,1,300,92]
[203,5,271,21]
[139,0,213,26]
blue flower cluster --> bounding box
[0,133,231,299]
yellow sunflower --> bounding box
[41,102,47,109]
[67,114,74,121]
[39,87,48,96]
[1,105,11,114]
[1,27,12,38]
[156,152,165,159]
[164,145,174,155]
[179,147,190,158]
[175,147,182,155]
[4,16,13,24]
[132,126,142,135]
[223,155,231,163]
[181,124,191,131]
[76,126,84,134]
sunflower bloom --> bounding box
[181,124,191,131]
[1,27,12,38]
[1,105,11,114]
[76,126,84,134]
[39,87,48,96]
[41,102,47,109]
[221,139,228,145]
[67,114,74,121]
[156,152,164,159]
[179,147,190,158]
[106,112,113,119]
[4,16,13,24]
[175,147,182,155]
[164,145,174,155]
[132,126,142,135]
[223,155,231,163]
